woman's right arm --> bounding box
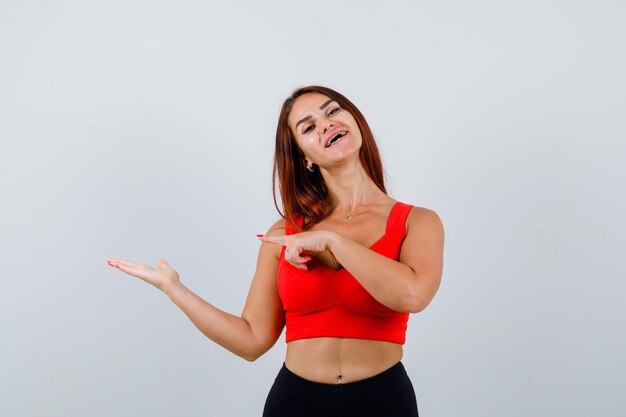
[108,219,286,362]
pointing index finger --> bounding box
[257,234,287,246]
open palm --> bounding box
[107,258,179,291]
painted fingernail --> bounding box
[256,234,264,238]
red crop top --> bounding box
[277,201,414,344]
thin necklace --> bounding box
[344,206,365,221]
[338,199,376,221]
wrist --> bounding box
[162,278,184,298]
[326,231,343,252]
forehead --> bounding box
[288,92,333,128]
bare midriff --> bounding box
[285,337,403,384]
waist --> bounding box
[284,308,409,344]
[285,337,403,384]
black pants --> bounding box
[262,361,419,417]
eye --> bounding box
[303,125,314,133]
[329,106,341,115]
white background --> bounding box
[1,1,624,416]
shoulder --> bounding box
[259,218,288,261]
[266,217,288,237]
[405,206,444,237]
[399,206,445,268]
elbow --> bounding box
[240,350,262,362]
[242,353,260,362]
[240,347,263,362]
[407,302,428,314]
[240,343,271,362]
[403,299,423,314]
[403,289,429,314]
[404,299,429,314]
[403,273,439,313]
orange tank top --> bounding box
[277,201,414,344]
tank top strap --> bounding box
[284,214,303,235]
[385,201,414,241]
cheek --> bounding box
[293,137,316,160]
[300,136,318,150]
[343,116,361,136]
[347,123,363,143]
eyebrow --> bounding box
[294,99,336,130]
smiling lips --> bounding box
[324,129,348,148]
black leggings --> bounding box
[262,361,419,417]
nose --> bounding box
[319,118,335,134]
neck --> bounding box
[319,159,386,213]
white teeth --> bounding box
[325,131,347,148]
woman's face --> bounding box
[288,92,362,169]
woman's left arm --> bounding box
[329,208,444,313]
[259,207,444,313]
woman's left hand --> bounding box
[258,230,336,270]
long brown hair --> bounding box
[272,85,386,231]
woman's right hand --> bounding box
[107,258,180,292]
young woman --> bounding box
[107,85,444,417]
